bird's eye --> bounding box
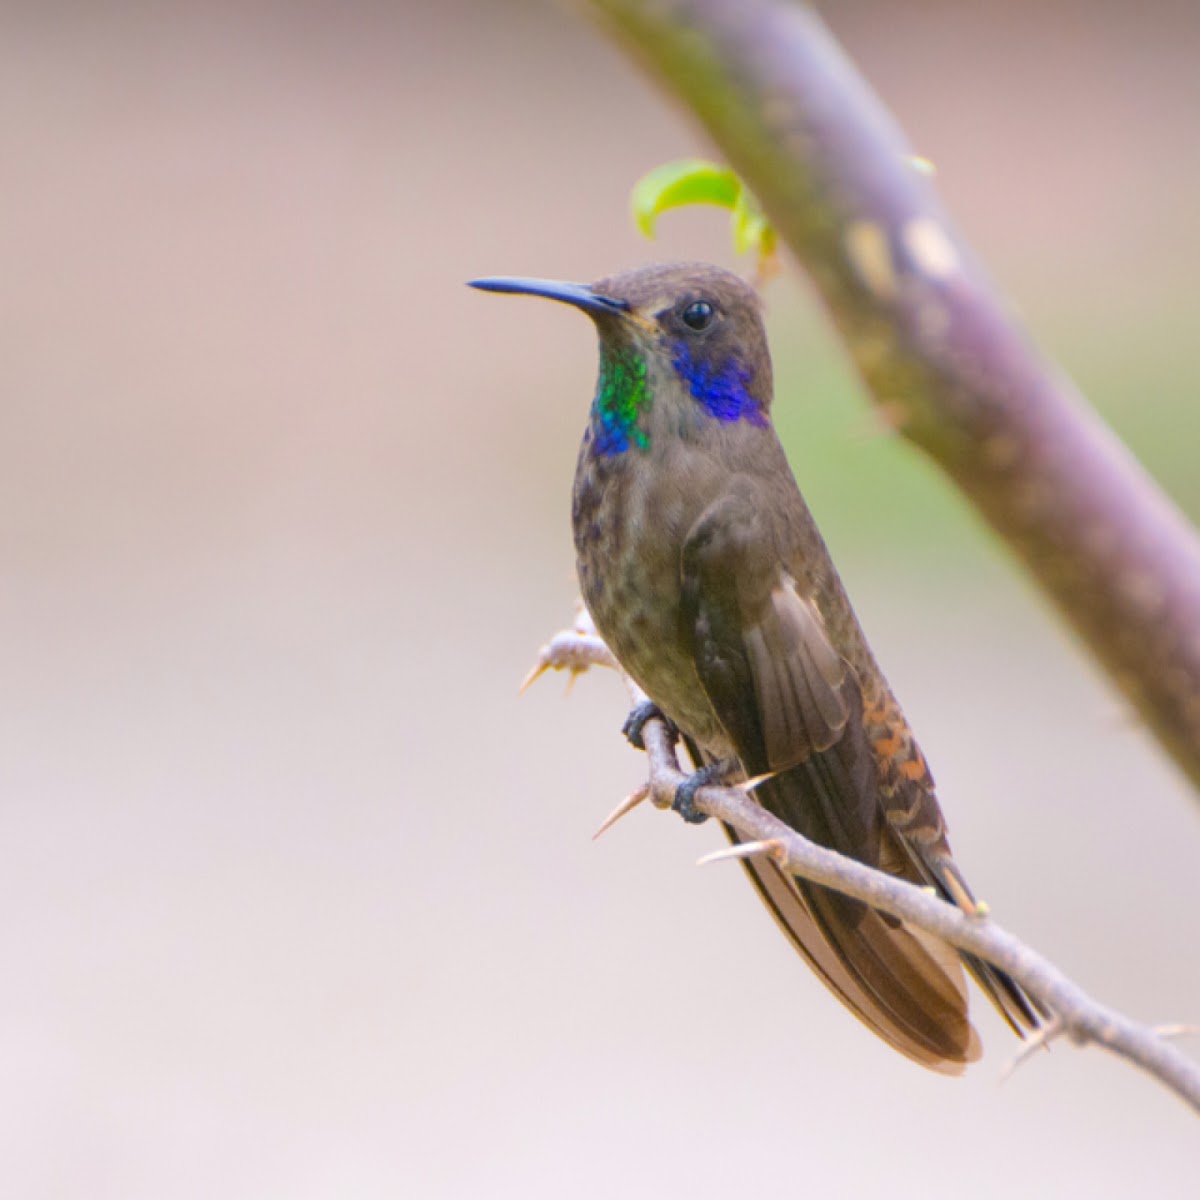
[681,300,715,332]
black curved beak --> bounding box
[468,276,628,317]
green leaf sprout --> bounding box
[631,159,778,272]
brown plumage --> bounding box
[472,262,1043,1071]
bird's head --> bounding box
[470,263,773,457]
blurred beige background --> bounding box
[1,1,1198,1195]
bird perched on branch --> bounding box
[470,262,1042,1072]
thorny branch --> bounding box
[525,616,1200,1116]
[580,0,1200,796]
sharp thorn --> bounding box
[1152,1022,1200,1041]
[592,785,649,841]
[696,838,788,869]
[741,769,780,792]
[519,659,549,694]
[999,1015,1063,1083]
[937,867,976,911]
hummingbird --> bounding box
[470,262,1042,1072]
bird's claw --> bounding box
[672,764,721,826]
[622,700,676,751]
[672,757,742,825]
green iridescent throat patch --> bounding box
[592,347,650,455]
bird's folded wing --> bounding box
[681,486,984,1069]
[680,487,851,775]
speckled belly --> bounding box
[572,448,734,759]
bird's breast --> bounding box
[571,439,732,756]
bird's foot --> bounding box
[672,759,739,826]
[622,700,676,751]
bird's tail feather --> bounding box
[724,822,982,1073]
[920,856,1047,1035]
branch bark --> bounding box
[646,717,1200,1114]
[526,621,1200,1114]
[579,0,1200,794]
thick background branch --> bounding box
[581,0,1200,794]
